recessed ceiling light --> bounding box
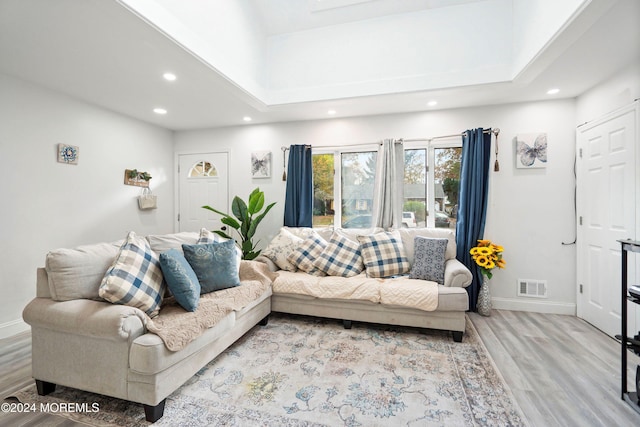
[327,110,336,115]
[153,108,167,115]
[163,72,177,81]
[547,88,560,95]
[243,116,252,122]
[427,100,438,107]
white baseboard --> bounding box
[0,319,30,339]
[491,297,576,315]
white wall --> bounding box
[174,98,578,315]
[512,0,586,74]
[0,73,175,338]
[576,61,640,124]
[266,0,512,104]
[120,0,267,99]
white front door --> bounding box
[178,152,229,233]
[577,102,638,338]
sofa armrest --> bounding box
[444,259,473,288]
[23,298,147,342]
[254,255,279,272]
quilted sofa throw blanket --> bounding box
[146,261,276,351]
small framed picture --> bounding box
[58,144,79,165]
[251,151,272,178]
[515,133,547,169]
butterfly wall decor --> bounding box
[515,133,547,168]
[251,151,272,178]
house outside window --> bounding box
[312,141,461,230]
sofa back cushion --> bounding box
[338,227,384,242]
[395,228,457,265]
[284,226,333,242]
[45,241,122,301]
[146,232,199,254]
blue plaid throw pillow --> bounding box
[99,231,166,317]
[357,230,410,278]
[287,233,328,276]
[313,230,364,277]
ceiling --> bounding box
[0,0,638,131]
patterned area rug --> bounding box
[11,313,526,426]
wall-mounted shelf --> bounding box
[124,169,151,188]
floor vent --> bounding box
[517,279,547,298]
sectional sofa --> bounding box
[22,226,472,422]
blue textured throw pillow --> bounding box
[182,239,241,294]
[159,249,201,312]
[409,237,448,284]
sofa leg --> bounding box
[35,379,56,396]
[343,320,352,329]
[259,315,269,326]
[452,331,463,342]
[143,399,166,422]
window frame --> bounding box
[312,139,462,229]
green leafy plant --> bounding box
[202,188,276,260]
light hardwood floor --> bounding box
[1,310,639,426]
[470,310,640,427]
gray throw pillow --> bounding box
[409,237,448,284]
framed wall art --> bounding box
[251,151,272,178]
[514,133,547,169]
[57,144,79,165]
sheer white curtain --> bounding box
[371,139,404,229]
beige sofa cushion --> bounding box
[45,241,122,301]
[146,231,199,254]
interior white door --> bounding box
[178,152,229,233]
[577,102,638,338]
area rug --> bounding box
[10,313,526,426]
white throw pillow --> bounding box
[262,228,304,271]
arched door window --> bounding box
[188,161,218,178]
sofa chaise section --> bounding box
[22,232,273,422]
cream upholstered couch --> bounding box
[22,232,272,423]
[257,227,473,342]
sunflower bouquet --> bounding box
[470,239,506,279]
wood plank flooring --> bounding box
[470,310,640,427]
[1,310,639,426]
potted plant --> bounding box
[202,188,276,260]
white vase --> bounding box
[477,278,492,316]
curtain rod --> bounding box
[281,128,499,151]
[401,128,500,143]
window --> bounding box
[433,147,461,229]
[403,149,427,227]
[312,141,461,230]
[188,161,217,178]
[312,153,334,227]
[341,151,376,228]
